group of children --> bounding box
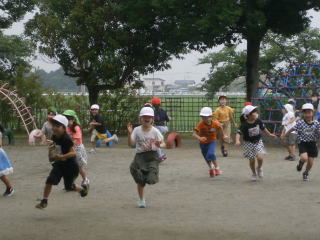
[0,95,320,209]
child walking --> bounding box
[63,110,90,187]
[193,107,228,178]
[213,95,236,157]
[235,105,276,181]
[36,115,88,209]
[280,104,297,161]
[0,125,14,196]
[283,103,320,181]
[127,107,165,208]
[88,104,118,153]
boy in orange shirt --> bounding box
[193,107,228,177]
[213,95,236,157]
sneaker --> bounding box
[284,155,291,160]
[303,171,309,181]
[137,200,146,208]
[215,168,221,176]
[3,187,14,197]
[296,160,305,172]
[35,199,48,209]
[81,178,90,186]
[222,150,228,157]
[79,184,88,197]
[257,168,264,178]
[159,154,167,162]
[209,169,216,178]
[89,148,96,153]
[112,134,119,143]
[251,173,258,181]
[221,146,225,155]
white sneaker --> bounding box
[251,174,258,181]
[81,178,90,186]
[112,134,119,143]
[89,148,96,153]
[137,200,146,208]
[257,168,264,178]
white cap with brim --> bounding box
[52,114,69,128]
[302,103,314,111]
[139,107,154,117]
[90,104,100,110]
[200,107,213,116]
[243,105,258,116]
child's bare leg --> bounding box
[288,145,295,156]
[102,137,113,144]
[207,161,214,169]
[257,154,264,169]
[212,161,218,168]
[43,184,52,199]
[300,153,308,163]
[249,158,256,174]
[137,184,144,200]
[0,176,13,189]
[79,167,87,180]
[306,157,314,172]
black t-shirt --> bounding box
[52,133,75,162]
[90,114,106,134]
[154,108,169,126]
[238,119,266,143]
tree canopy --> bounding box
[200,28,320,97]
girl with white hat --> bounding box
[236,105,277,181]
[127,107,166,208]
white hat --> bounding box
[90,104,100,110]
[302,103,314,111]
[242,105,258,116]
[139,107,154,117]
[52,114,69,128]
[284,104,294,113]
[200,107,213,117]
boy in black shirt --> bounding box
[235,105,276,181]
[88,104,118,153]
[36,115,88,209]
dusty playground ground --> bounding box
[1,138,320,240]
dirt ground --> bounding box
[1,138,320,240]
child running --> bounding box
[34,107,57,144]
[0,125,14,196]
[63,110,90,187]
[88,104,118,153]
[283,103,320,181]
[213,95,236,157]
[127,107,165,208]
[235,105,276,181]
[193,107,228,177]
[36,115,88,209]
[280,104,297,161]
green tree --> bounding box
[0,0,35,29]
[200,28,320,97]
[25,0,190,104]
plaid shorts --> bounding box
[243,140,266,159]
[75,144,88,167]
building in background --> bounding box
[142,78,166,93]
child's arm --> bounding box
[282,127,294,138]
[53,147,76,161]
[192,131,207,142]
[155,140,166,148]
[235,133,241,146]
[263,128,277,138]
[280,128,286,139]
[218,125,229,141]
[127,123,134,147]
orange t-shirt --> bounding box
[194,120,221,144]
[213,106,234,122]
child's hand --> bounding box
[48,143,55,151]
[52,154,63,161]
[199,137,207,142]
[155,141,162,148]
[235,141,241,147]
[223,135,229,141]
[270,133,277,139]
[46,140,53,145]
[127,123,133,133]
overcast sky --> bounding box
[4,10,320,84]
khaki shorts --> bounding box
[218,121,232,144]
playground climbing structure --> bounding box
[251,63,320,134]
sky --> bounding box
[4,10,320,84]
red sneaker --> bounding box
[215,168,221,176]
[209,169,215,178]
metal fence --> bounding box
[0,95,246,134]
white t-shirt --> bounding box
[131,126,164,153]
[282,112,296,133]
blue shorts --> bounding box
[199,141,217,163]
